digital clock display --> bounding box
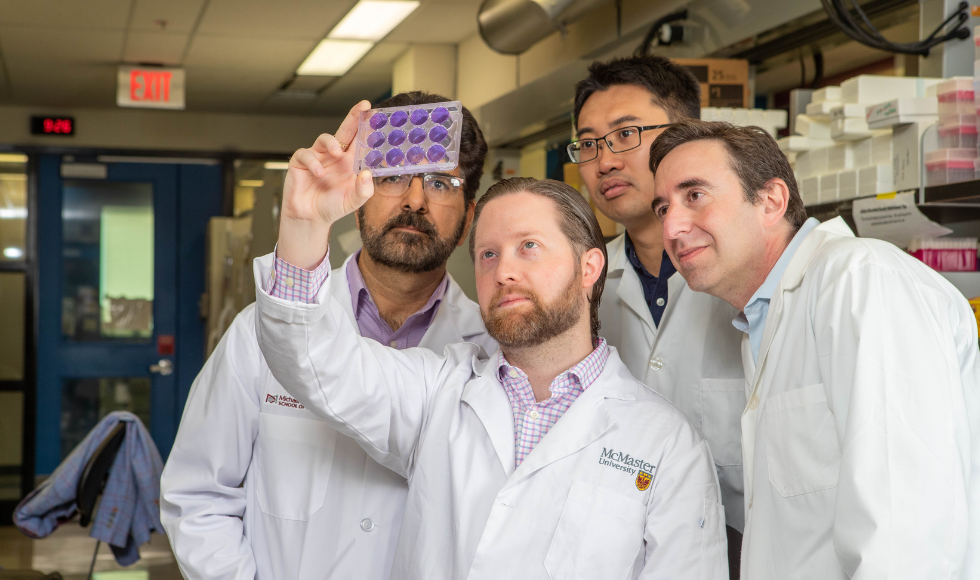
[31,116,74,136]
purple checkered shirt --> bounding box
[269,249,449,349]
[498,338,610,467]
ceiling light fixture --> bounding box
[295,0,418,77]
[297,39,375,76]
[264,161,290,170]
[329,1,420,41]
[239,180,265,187]
[3,247,23,259]
[0,208,27,219]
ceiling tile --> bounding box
[0,0,132,29]
[0,26,125,64]
[313,74,391,116]
[129,0,207,33]
[384,2,480,44]
[123,32,188,65]
[196,0,356,40]
[183,35,317,71]
[5,64,117,108]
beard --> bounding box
[481,268,584,349]
[358,208,466,273]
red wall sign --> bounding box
[117,66,185,110]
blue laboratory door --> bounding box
[36,156,222,473]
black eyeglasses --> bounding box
[566,124,672,163]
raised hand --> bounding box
[278,100,374,269]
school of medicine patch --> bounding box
[265,394,277,404]
[635,470,652,491]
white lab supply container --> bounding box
[841,75,919,105]
[936,77,975,116]
[925,148,978,186]
[831,117,873,140]
[778,135,835,153]
[829,104,866,119]
[865,97,938,128]
[700,107,788,137]
[819,172,839,203]
[852,131,892,168]
[938,114,978,148]
[838,169,858,200]
[794,114,831,140]
[805,101,839,120]
[801,175,821,206]
[806,147,830,175]
[828,143,855,170]
[812,86,841,104]
[858,164,894,195]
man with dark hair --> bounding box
[651,119,980,579]
[246,100,729,579]
[160,92,495,580]
[571,55,746,572]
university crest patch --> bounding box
[635,470,652,491]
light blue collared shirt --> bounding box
[733,217,820,362]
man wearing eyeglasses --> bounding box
[160,92,496,580]
[571,56,746,577]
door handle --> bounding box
[149,359,173,376]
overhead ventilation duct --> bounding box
[477,0,604,54]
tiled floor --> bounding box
[0,522,181,580]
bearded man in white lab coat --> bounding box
[159,92,496,580]
[250,100,729,579]
[572,56,746,573]
[649,119,980,579]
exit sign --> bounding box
[117,66,185,110]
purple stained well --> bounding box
[369,112,388,130]
[388,129,406,146]
[386,148,404,167]
[406,146,425,165]
[365,150,383,168]
[428,125,448,143]
[408,127,427,144]
[410,109,428,125]
[366,131,386,149]
[389,110,408,127]
[426,144,446,162]
[431,106,450,124]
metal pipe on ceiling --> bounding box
[477,0,606,54]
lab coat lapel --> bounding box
[418,278,474,351]
[503,355,634,488]
[460,355,516,477]
[609,238,656,336]
[332,255,358,327]
[654,272,685,340]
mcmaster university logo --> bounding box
[599,448,656,491]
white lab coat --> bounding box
[739,217,980,579]
[599,234,746,531]
[251,252,729,580]
[160,255,495,580]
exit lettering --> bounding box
[130,70,173,103]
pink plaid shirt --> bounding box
[269,253,331,303]
[497,338,609,467]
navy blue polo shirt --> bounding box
[623,233,676,327]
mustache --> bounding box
[381,211,437,238]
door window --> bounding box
[62,181,154,342]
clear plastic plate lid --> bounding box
[353,100,463,177]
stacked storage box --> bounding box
[790,75,949,206]
[925,77,977,186]
[700,107,788,137]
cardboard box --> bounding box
[674,58,749,109]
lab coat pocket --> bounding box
[699,379,745,466]
[254,412,338,520]
[765,383,840,497]
[544,480,645,580]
